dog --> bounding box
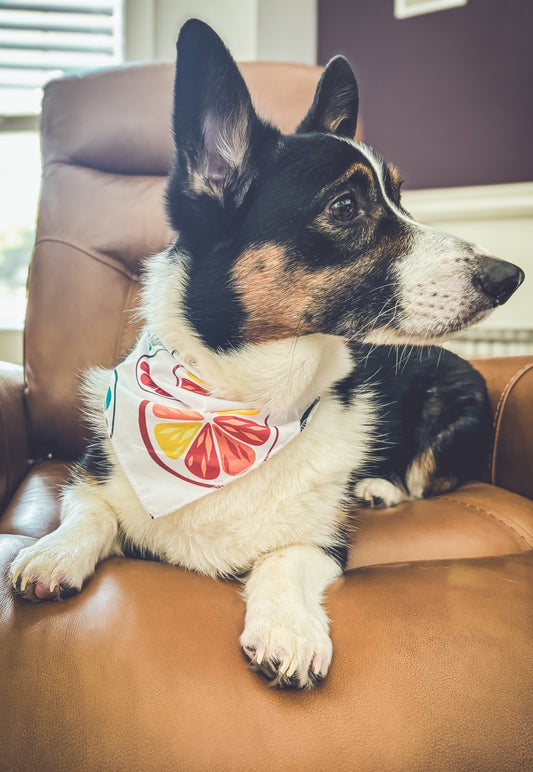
[10,19,524,688]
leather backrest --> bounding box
[25,61,325,460]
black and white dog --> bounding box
[10,20,524,688]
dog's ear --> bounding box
[169,19,276,213]
[296,56,358,138]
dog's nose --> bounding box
[473,257,525,306]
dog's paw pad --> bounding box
[33,580,61,601]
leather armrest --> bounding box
[0,361,31,512]
[472,356,533,501]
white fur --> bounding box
[10,480,118,596]
[393,230,489,339]
[12,344,372,580]
[10,246,376,685]
[240,545,341,688]
[353,477,408,508]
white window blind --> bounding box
[0,0,123,116]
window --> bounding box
[0,0,123,330]
[0,131,40,328]
[0,0,123,115]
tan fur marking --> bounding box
[427,476,458,496]
[338,161,374,186]
[406,447,436,498]
[232,245,316,342]
[233,244,373,344]
[232,237,405,344]
[190,169,214,198]
[406,448,456,498]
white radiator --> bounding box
[445,328,533,358]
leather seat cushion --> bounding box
[1,466,532,769]
[0,530,531,771]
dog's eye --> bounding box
[329,194,360,223]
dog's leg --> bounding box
[10,482,118,602]
[240,544,342,688]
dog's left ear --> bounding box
[296,56,358,138]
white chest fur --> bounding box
[102,386,374,576]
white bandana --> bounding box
[104,331,319,518]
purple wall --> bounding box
[318,0,533,189]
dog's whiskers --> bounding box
[357,296,400,345]
[286,316,308,395]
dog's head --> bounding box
[165,19,524,351]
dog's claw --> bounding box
[278,656,292,676]
[255,644,266,667]
[285,657,299,679]
[13,575,75,603]
[241,630,331,689]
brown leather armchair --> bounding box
[1,62,532,771]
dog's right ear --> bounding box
[296,56,359,138]
[167,19,278,226]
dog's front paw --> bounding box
[353,477,407,508]
[9,539,85,603]
[240,613,333,689]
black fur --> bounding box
[320,540,349,571]
[296,55,359,138]
[118,526,163,563]
[74,434,113,484]
[337,345,491,494]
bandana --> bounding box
[104,331,319,518]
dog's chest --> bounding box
[111,391,376,576]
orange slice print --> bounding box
[212,424,256,475]
[154,421,202,460]
[213,414,271,446]
[185,424,220,479]
[153,404,203,421]
[146,404,276,484]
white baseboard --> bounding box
[402,181,533,222]
[446,327,533,358]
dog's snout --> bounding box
[473,256,525,306]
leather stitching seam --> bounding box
[489,361,533,484]
[34,237,140,282]
[445,496,533,548]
